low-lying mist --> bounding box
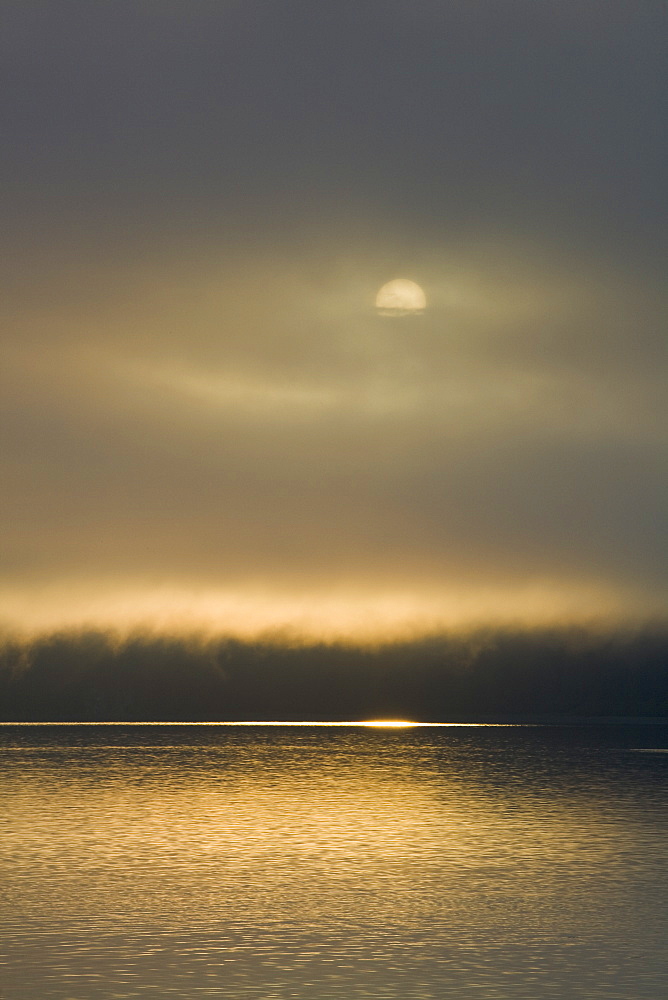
[1,626,666,722]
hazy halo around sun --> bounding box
[375,278,426,316]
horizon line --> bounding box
[0,719,530,728]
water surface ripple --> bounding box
[1,723,667,999]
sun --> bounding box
[375,278,426,316]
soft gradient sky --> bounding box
[2,1,666,639]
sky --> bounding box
[1,0,666,641]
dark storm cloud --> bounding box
[1,1,666,636]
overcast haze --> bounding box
[2,1,666,640]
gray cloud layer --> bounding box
[1,2,666,635]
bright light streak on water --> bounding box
[2,720,517,726]
[1,723,667,999]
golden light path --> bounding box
[2,721,531,728]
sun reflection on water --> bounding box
[359,719,416,728]
[1,724,666,999]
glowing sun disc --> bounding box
[375,279,426,315]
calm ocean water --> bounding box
[1,722,667,1000]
